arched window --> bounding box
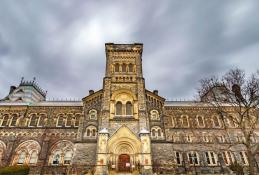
[17,151,26,164]
[49,141,74,166]
[158,129,161,136]
[10,114,18,127]
[64,150,73,165]
[13,140,40,165]
[150,110,159,120]
[92,129,96,136]
[66,114,73,127]
[122,64,127,72]
[181,115,189,127]
[57,114,64,127]
[38,114,47,127]
[87,129,91,136]
[0,114,9,127]
[151,126,163,139]
[89,109,97,120]
[115,63,120,72]
[205,151,217,165]
[52,151,61,165]
[197,115,204,127]
[29,151,38,164]
[74,114,80,127]
[151,129,156,137]
[29,114,38,127]
[188,151,199,165]
[126,101,133,115]
[116,102,122,115]
[213,115,220,127]
[128,64,133,72]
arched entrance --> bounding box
[118,154,130,172]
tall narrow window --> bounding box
[10,114,18,127]
[38,114,46,127]
[52,151,61,165]
[240,152,248,165]
[122,63,127,72]
[126,101,133,115]
[222,151,234,165]
[182,115,189,127]
[87,129,91,136]
[115,102,122,115]
[66,114,73,127]
[197,115,204,127]
[175,152,182,165]
[74,114,80,127]
[64,151,73,165]
[205,151,217,166]
[29,114,39,127]
[17,151,26,164]
[115,63,120,72]
[152,129,156,137]
[29,151,38,164]
[188,152,198,165]
[92,129,96,136]
[1,114,8,127]
[57,114,64,127]
[213,115,220,127]
[128,64,133,72]
[158,129,161,137]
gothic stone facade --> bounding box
[0,43,257,174]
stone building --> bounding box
[0,43,258,174]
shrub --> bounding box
[0,165,30,175]
[229,162,244,175]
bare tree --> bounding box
[198,68,259,175]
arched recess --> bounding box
[48,140,74,165]
[0,141,6,166]
[107,126,141,170]
[110,89,138,119]
[151,126,164,139]
[12,140,41,165]
[84,125,97,138]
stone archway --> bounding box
[107,126,141,172]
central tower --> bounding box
[95,43,152,174]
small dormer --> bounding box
[1,77,47,103]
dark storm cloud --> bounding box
[0,0,259,100]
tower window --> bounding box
[115,101,123,115]
[128,64,133,72]
[122,64,127,72]
[115,64,120,72]
[10,114,18,127]
[126,101,133,115]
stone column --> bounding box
[139,128,153,175]
[95,128,109,175]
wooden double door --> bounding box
[118,154,130,172]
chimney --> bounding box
[9,86,16,94]
[89,90,94,95]
[153,90,158,95]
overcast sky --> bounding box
[0,0,259,101]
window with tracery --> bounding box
[84,126,97,138]
[49,141,74,166]
[13,140,40,165]
[150,126,163,139]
